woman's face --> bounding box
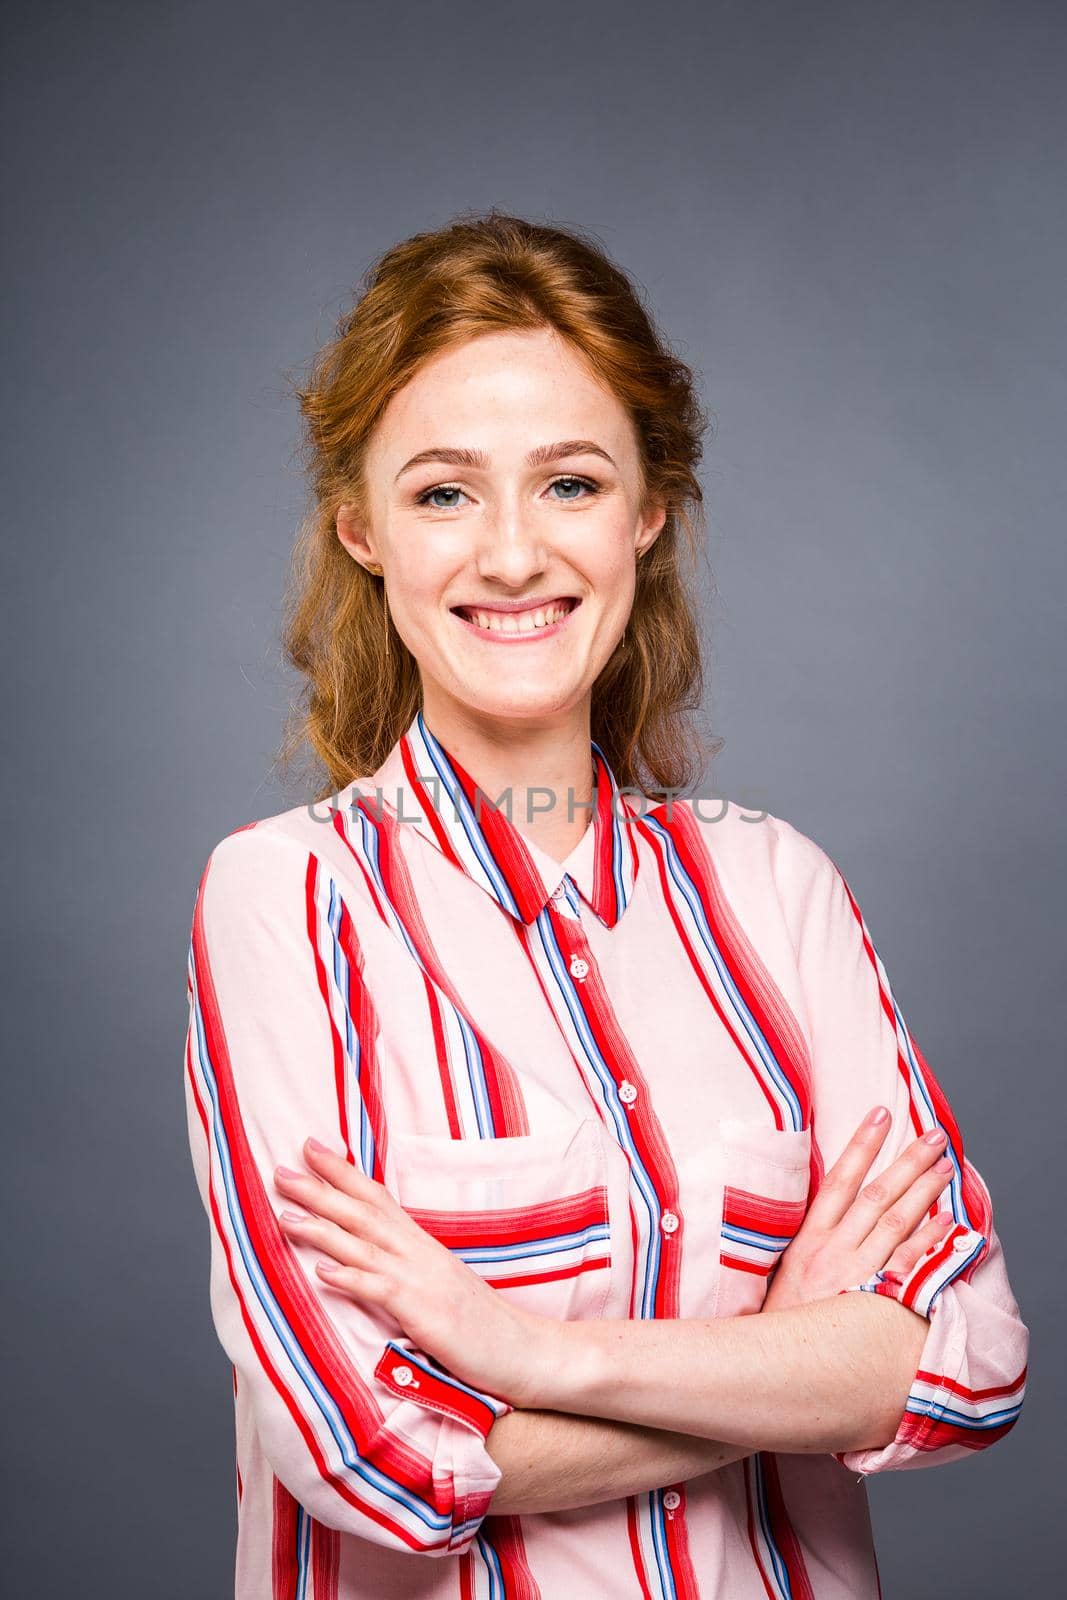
[337,326,666,730]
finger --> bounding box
[278,1206,386,1272]
[880,1210,956,1279]
[804,1106,895,1229]
[855,1155,955,1259]
[302,1140,398,1210]
[315,1260,394,1305]
[837,1129,950,1247]
[274,1166,395,1246]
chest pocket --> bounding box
[388,1116,614,1322]
[715,1118,812,1317]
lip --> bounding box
[450,596,581,643]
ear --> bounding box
[635,497,668,559]
[336,501,379,571]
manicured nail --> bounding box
[306,1137,333,1154]
[275,1165,304,1180]
[923,1129,947,1145]
[280,1208,310,1223]
[934,1155,954,1172]
[868,1106,889,1125]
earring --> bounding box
[366,562,383,576]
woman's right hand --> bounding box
[762,1106,956,1315]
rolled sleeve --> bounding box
[183,827,510,1554]
[775,818,1030,1477]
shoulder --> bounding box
[648,792,839,892]
[192,784,371,923]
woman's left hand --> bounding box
[274,1137,555,1407]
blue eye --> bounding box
[413,475,602,510]
[549,475,599,501]
[416,485,468,510]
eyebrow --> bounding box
[394,438,617,483]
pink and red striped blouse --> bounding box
[183,706,1028,1598]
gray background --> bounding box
[4,1,1062,1593]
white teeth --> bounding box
[460,602,571,634]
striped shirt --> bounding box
[183,706,1028,1598]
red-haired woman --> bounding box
[184,211,1027,1599]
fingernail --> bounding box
[280,1207,310,1223]
[868,1106,889,1125]
[275,1165,304,1180]
[306,1137,333,1155]
[934,1155,954,1172]
[923,1129,947,1145]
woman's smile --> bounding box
[449,594,582,642]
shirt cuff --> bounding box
[832,1222,988,1475]
[374,1338,513,1550]
[374,1338,514,1439]
[837,1221,987,1316]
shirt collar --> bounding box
[353,706,642,928]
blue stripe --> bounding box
[352,803,502,1139]
[382,1341,506,1423]
[751,1454,792,1598]
[324,879,378,1180]
[643,815,804,1132]
[189,952,454,1540]
[890,989,976,1233]
[295,1503,311,1599]
[906,1396,1024,1428]
[457,1223,611,1266]
[417,710,522,918]
[722,1224,792,1251]
[473,1529,506,1599]
[535,908,665,1320]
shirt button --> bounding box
[952,1233,972,1252]
[391,1364,415,1386]
[619,1080,638,1105]
[660,1210,679,1235]
[551,882,567,902]
[569,955,589,980]
[663,1489,682,1511]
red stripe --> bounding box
[407,1185,609,1248]
[311,1516,340,1600]
[838,865,993,1261]
[345,800,530,1138]
[480,1514,543,1599]
[373,1343,503,1438]
[513,912,700,1598]
[305,865,388,1182]
[188,863,463,1551]
[641,803,813,1132]
[483,1255,612,1290]
[399,732,467,872]
[444,741,550,923]
[743,1455,779,1599]
[916,1361,1028,1404]
[721,1253,777,1279]
[722,1188,807,1237]
[760,1452,816,1600]
[271,1474,300,1600]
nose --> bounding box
[472,500,550,588]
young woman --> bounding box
[184,211,1028,1599]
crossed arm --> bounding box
[280,1109,957,1518]
[483,1293,924,1514]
